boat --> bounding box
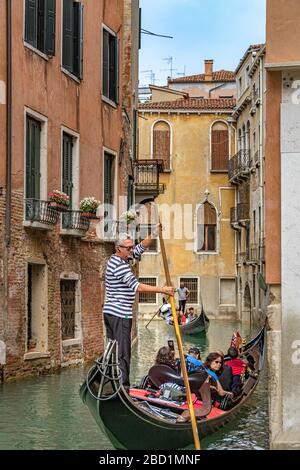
[79,326,266,450]
[177,306,210,335]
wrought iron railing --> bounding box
[135,159,164,195]
[230,207,238,225]
[250,243,259,261]
[237,203,250,221]
[259,238,265,262]
[228,150,251,182]
[62,211,90,232]
[25,199,60,225]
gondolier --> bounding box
[176,282,190,314]
[103,226,174,389]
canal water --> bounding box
[0,320,268,450]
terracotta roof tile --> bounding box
[138,98,236,111]
[169,70,235,83]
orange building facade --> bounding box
[0,0,140,381]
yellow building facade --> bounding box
[137,88,237,319]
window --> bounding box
[139,277,157,303]
[238,77,243,96]
[104,151,116,237]
[62,0,83,79]
[26,116,41,201]
[60,280,76,340]
[153,121,171,170]
[62,132,74,208]
[179,278,198,304]
[26,263,47,352]
[25,0,56,55]
[127,176,134,210]
[102,27,119,103]
[197,202,217,252]
[220,278,236,305]
[211,122,229,171]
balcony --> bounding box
[237,203,250,222]
[60,211,90,238]
[259,238,265,262]
[250,244,259,264]
[230,203,250,229]
[135,159,165,203]
[228,150,251,184]
[24,199,60,230]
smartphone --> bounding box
[168,340,175,351]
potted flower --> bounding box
[120,210,137,225]
[48,190,70,212]
[80,197,101,219]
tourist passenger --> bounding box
[203,353,233,402]
[187,307,197,323]
[225,346,248,396]
[155,346,177,370]
[103,228,174,389]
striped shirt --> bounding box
[103,243,145,319]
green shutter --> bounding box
[63,133,73,207]
[45,0,56,56]
[139,8,142,50]
[26,117,41,200]
[73,2,84,78]
[103,29,109,97]
[62,0,74,72]
[109,35,118,103]
[25,0,38,48]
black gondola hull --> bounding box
[79,328,265,450]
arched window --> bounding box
[211,122,229,171]
[197,202,217,252]
[153,121,171,170]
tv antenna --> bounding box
[176,66,187,77]
[160,56,177,79]
[140,70,156,85]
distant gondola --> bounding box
[79,327,266,450]
[177,306,210,335]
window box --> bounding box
[24,198,59,230]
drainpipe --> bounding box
[5,0,12,247]
[259,56,264,274]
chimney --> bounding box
[204,60,213,81]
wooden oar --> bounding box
[145,306,161,329]
[158,224,201,450]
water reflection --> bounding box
[0,319,268,450]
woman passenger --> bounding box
[204,353,233,403]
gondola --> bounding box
[79,326,266,450]
[177,306,210,335]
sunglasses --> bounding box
[119,245,134,252]
[214,360,222,364]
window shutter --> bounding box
[104,153,113,205]
[114,38,119,103]
[211,129,219,170]
[219,130,229,170]
[34,120,41,199]
[79,3,84,79]
[45,0,56,56]
[109,35,117,102]
[62,0,74,73]
[25,0,38,48]
[26,117,41,199]
[102,29,109,97]
[72,2,83,78]
[138,8,142,50]
[63,134,73,207]
[153,129,170,169]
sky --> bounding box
[139,0,266,87]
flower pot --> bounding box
[81,212,99,220]
[49,202,69,212]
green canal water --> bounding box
[0,320,268,450]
